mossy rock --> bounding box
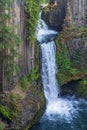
[62,76,87,99]
[0,82,45,130]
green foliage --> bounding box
[74,77,87,99]
[19,66,40,90]
[20,75,29,90]
[39,0,50,4]
[57,73,66,86]
[0,104,19,121]
[72,49,85,68]
[0,92,20,121]
[24,0,40,44]
[0,105,12,120]
[60,25,87,42]
[37,102,40,111]
[0,0,21,82]
[56,23,87,85]
[70,68,78,76]
[56,44,71,74]
[28,66,40,83]
[10,92,21,102]
[0,25,21,80]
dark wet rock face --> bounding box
[49,0,66,31]
[61,76,87,100]
[42,0,66,31]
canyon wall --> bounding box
[65,0,87,65]
[1,0,38,91]
[10,0,36,76]
[42,0,66,31]
[66,0,87,26]
[48,0,87,29]
[56,0,87,95]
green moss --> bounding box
[19,66,40,90]
[59,25,87,40]
[24,0,50,44]
[10,92,21,102]
[75,77,87,98]
[19,75,29,90]
[0,105,18,121]
[56,44,72,74]
[0,92,21,121]
[0,105,11,120]
[62,76,87,99]
[39,0,50,4]
[37,102,40,111]
[24,0,40,44]
[27,66,40,83]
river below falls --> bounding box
[30,96,87,130]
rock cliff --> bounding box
[60,0,87,98]
[66,0,87,26]
[0,0,45,129]
[11,0,36,75]
[0,0,38,91]
[65,0,87,66]
[42,0,66,31]
[11,0,35,76]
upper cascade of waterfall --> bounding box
[37,11,48,30]
[36,11,58,43]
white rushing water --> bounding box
[41,41,60,103]
[36,11,87,122]
[36,11,58,43]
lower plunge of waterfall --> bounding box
[30,11,87,130]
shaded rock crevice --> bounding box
[42,0,66,31]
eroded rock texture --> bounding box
[10,0,36,75]
[42,0,66,31]
[65,0,87,65]
[49,0,66,31]
[66,0,87,26]
[0,0,38,91]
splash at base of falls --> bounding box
[30,96,87,130]
[41,96,87,122]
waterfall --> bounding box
[30,11,87,130]
[41,41,60,103]
[36,11,58,43]
[36,11,59,103]
[36,11,83,122]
